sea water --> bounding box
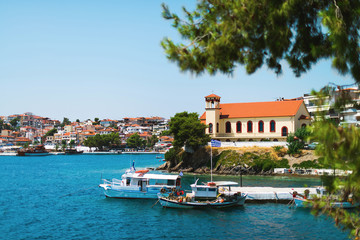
[0,154,349,239]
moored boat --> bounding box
[293,187,359,209]
[294,197,359,209]
[158,179,247,209]
[17,145,49,156]
[99,162,183,199]
[64,149,83,155]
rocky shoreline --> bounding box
[157,147,318,176]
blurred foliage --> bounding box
[162,1,360,83]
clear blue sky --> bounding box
[0,0,356,121]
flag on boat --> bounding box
[131,160,136,171]
[211,139,221,147]
[179,171,183,176]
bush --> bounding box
[287,127,310,154]
[164,147,184,166]
[251,153,289,172]
[292,160,322,169]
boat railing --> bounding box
[111,178,123,187]
[102,179,112,185]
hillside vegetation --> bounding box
[158,146,319,175]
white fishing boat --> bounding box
[158,179,247,209]
[293,187,359,209]
[99,162,182,199]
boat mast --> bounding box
[211,143,213,182]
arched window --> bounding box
[273,139,278,142]
[225,121,231,133]
[247,121,253,132]
[281,127,288,136]
[209,123,213,133]
[236,121,242,133]
[258,121,264,133]
[301,124,307,128]
[216,123,219,133]
[270,120,276,132]
[226,139,230,142]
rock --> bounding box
[181,167,194,172]
[194,168,205,174]
[156,162,169,170]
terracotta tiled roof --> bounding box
[15,137,31,142]
[0,135,14,138]
[200,100,304,119]
[205,94,221,99]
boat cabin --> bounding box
[190,180,239,200]
[118,171,181,192]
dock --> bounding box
[230,187,317,203]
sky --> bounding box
[0,0,356,122]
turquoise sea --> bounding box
[0,154,349,239]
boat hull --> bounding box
[159,194,247,209]
[102,188,159,199]
[18,152,50,156]
[159,197,245,209]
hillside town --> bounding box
[0,114,173,151]
[1,83,359,152]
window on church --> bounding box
[281,127,288,136]
[247,121,253,133]
[209,123,213,133]
[301,124,306,128]
[270,120,276,132]
[258,121,264,133]
[226,122,231,133]
[216,123,219,133]
[236,121,241,133]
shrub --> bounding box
[292,160,322,169]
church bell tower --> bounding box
[205,94,221,135]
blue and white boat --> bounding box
[293,187,359,209]
[99,163,182,199]
[158,179,247,209]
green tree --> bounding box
[169,111,210,151]
[93,118,100,125]
[61,117,71,127]
[44,128,57,137]
[304,87,360,238]
[69,140,75,149]
[83,133,120,150]
[160,130,171,136]
[76,119,80,123]
[0,119,3,131]
[10,117,19,129]
[126,133,146,149]
[61,140,67,151]
[2,123,12,130]
[146,135,158,148]
[162,1,360,82]
[287,127,310,154]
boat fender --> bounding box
[179,190,184,195]
[292,191,298,198]
[220,199,224,203]
[178,198,182,203]
[176,191,180,196]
